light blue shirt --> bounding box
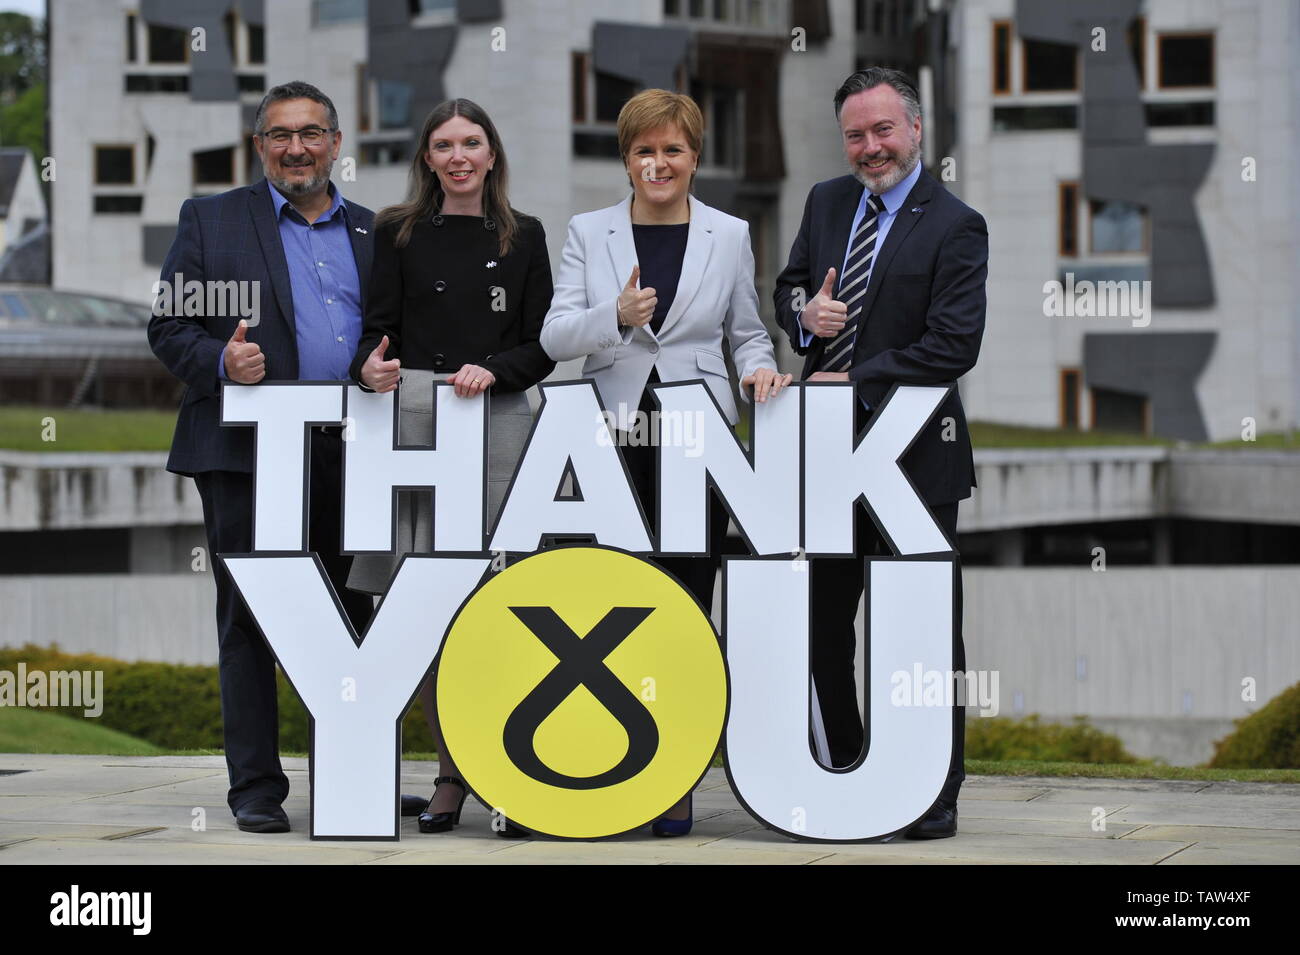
[799,160,924,350]
[219,181,362,381]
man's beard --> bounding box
[852,134,921,194]
[268,158,333,196]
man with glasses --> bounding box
[148,81,376,833]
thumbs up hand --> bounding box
[616,265,657,328]
[799,267,849,338]
[224,320,266,384]
[360,335,401,393]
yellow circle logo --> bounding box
[436,546,727,838]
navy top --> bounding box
[632,222,689,334]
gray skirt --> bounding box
[346,368,534,595]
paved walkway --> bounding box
[1,755,1297,864]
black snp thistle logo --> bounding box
[503,606,659,788]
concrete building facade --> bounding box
[950,0,1300,442]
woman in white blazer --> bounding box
[540,89,790,836]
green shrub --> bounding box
[1209,683,1300,769]
[965,714,1137,763]
[0,645,438,754]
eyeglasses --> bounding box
[259,126,337,148]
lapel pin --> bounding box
[911,207,922,214]
[355,226,368,235]
[486,260,498,268]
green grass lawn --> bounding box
[965,759,1300,783]
[0,706,163,756]
[1,403,1295,453]
[0,405,176,452]
[969,421,1300,451]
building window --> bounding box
[572,131,621,159]
[1158,33,1214,88]
[1022,38,1077,92]
[410,0,455,14]
[1089,200,1147,254]
[1060,368,1081,430]
[248,24,265,64]
[992,105,1077,131]
[1145,101,1214,127]
[193,146,235,186]
[147,23,188,64]
[1127,16,1145,87]
[378,80,412,130]
[595,71,638,124]
[992,20,1011,94]
[313,0,366,25]
[1092,387,1149,436]
[126,14,137,62]
[572,52,589,124]
[95,145,135,185]
[356,64,371,133]
[1058,181,1079,257]
[93,195,144,214]
[690,81,741,171]
[125,73,190,93]
[359,140,409,165]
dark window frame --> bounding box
[146,22,189,64]
[94,144,136,186]
[1021,36,1079,92]
[1060,368,1081,430]
[992,20,1011,95]
[1058,180,1079,257]
[1087,198,1150,256]
[1157,31,1215,89]
[192,146,236,187]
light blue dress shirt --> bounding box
[219,181,362,381]
[798,160,924,350]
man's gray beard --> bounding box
[267,160,333,196]
[852,138,920,194]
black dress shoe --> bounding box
[401,793,430,816]
[904,803,957,839]
[235,802,290,833]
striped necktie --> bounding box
[822,194,886,373]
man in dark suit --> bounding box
[774,68,987,839]
[148,81,376,833]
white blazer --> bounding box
[541,193,776,429]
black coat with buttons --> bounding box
[349,211,555,392]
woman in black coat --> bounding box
[349,98,554,836]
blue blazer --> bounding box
[773,168,987,506]
[147,178,375,475]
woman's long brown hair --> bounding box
[376,98,519,257]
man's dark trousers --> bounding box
[195,428,373,813]
[810,408,965,808]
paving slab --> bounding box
[1,755,1296,864]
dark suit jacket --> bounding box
[147,179,375,475]
[774,168,987,505]
[349,212,555,393]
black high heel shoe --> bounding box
[417,776,468,833]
